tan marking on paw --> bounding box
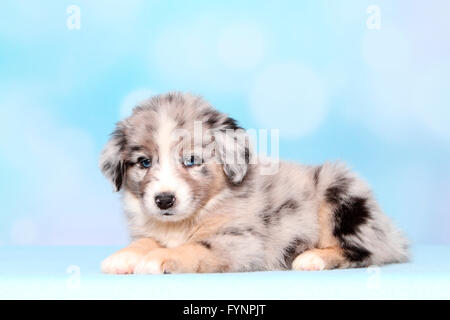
[133,242,227,274]
[101,238,162,274]
[133,248,176,274]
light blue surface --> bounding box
[0,245,449,299]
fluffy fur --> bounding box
[100,92,409,274]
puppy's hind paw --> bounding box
[292,251,326,271]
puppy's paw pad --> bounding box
[101,251,145,274]
[292,252,326,271]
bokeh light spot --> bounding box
[217,22,265,70]
[362,26,412,73]
[249,63,328,139]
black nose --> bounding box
[155,193,176,210]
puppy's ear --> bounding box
[214,124,251,185]
[99,125,127,191]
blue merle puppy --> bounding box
[99,92,409,274]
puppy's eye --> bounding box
[182,155,202,168]
[138,157,152,169]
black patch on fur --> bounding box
[331,195,372,263]
[112,128,127,152]
[333,197,370,237]
[277,199,300,212]
[325,176,351,205]
[129,145,142,152]
[313,165,322,187]
[221,228,245,236]
[260,199,300,226]
[341,241,371,262]
[222,117,241,130]
[282,238,307,268]
[220,227,260,238]
[102,126,128,191]
[325,175,372,262]
[244,147,250,164]
[114,161,126,191]
[204,110,222,127]
[198,240,212,249]
[260,204,274,225]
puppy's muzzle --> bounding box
[155,192,176,210]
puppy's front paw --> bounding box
[101,249,146,274]
[292,251,326,271]
[133,248,184,274]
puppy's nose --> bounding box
[155,192,176,210]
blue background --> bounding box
[1,0,449,246]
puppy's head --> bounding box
[100,92,251,222]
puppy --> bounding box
[100,92,408,274]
